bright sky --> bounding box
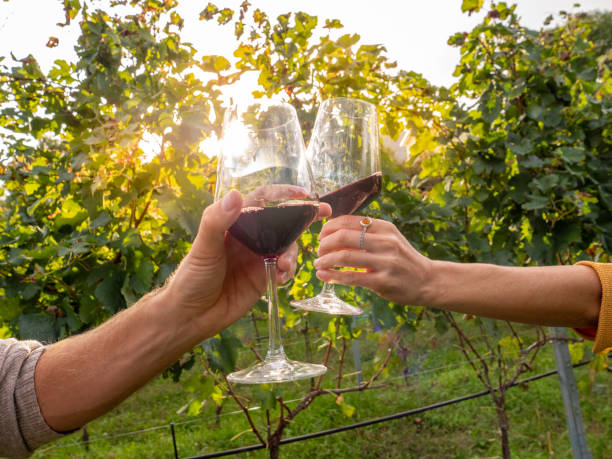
[1,0,610,89]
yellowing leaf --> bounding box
[341,403,355,418]
[230,428,253,442]
[568,342,585,364]
[24,183,40,195]
[461,0,484,13]
[55,199,88,228]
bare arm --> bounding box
[35,288,195,432]
[35,192,331,432]
[423,261,600,327]
[315,215,600,328]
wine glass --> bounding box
[290,97,381,316]
[215,100,327,384]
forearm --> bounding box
[35,287,200,432]
[423,261,601,328]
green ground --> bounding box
[31,318,611,459]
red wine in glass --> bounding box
[319,172,382,219]
[217,100,327,384]
[290,97,381,316]
[229,203,319,258]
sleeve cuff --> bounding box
[575,261,612,353]
[15,346,65,453]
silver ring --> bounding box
[359,217,372,250]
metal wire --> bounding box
[35,347,583,455]
[186,359,592,459]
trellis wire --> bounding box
[187,360,592,459]
[34,356,591,456]
[34,351,501,452]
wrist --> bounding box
[419,259,452,308]
[147,286,205,353]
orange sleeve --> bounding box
[575,261,612,353]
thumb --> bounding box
[191,189,243,257]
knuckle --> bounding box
[378,219,393,232]
[343,270,357,284]
[336,215,354,226]
[338,230,351,247]
[379,237,395,252]
[341,250,355,267]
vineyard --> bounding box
[1,0,611,457]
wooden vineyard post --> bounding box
[550,327,591,459]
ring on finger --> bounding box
[359,217,373,250]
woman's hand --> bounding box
[314,215,433,305]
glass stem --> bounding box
[264,257,286,362]
[320,281,337,296]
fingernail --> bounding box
[313,258,320,268]
[222,190,240,213]
[288,186,307,197]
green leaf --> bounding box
[94,273,126,313]
[155,262,177,286]
[186,399,204,416]
[24,182,40,195]
[526,104,545,120]
[121,277,140,307]
[554,221,582,250]
[201,329,242,374]
[336,34,360,48]
[182,373,216,415]
[131,258,155,295]
[61,298,83,331]
[434,312,449,335]
[522,195,549,210]
[78,295,100,324]
[18,313,57,343]
[508,138,533,156]
[21,284,40,301]
[91,212,112,228]
[0,297,22,321]
[55,199,88,228]
[557,147,586,163]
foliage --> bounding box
[30,326,612,458]
[434,3,611,457]
[0,1,229,342]
[1,0,611,457]
[442,2,612,267]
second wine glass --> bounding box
[291,97,382,316]
[216,100,327,383]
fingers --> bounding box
[318,228,362,256]
[244,184,308,207]
[191,190,243,258]
[320,215,390,239]
[277,243,298,283]
[316,268,378,291]
[319,215,362,238]
[314,249,372,271]
[316,202,332,220]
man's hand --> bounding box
[35,189,329,433]
[162,189,330,340]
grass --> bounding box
[32,316,611,459]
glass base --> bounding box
[227,356,327,384]
[291,292,363,316]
